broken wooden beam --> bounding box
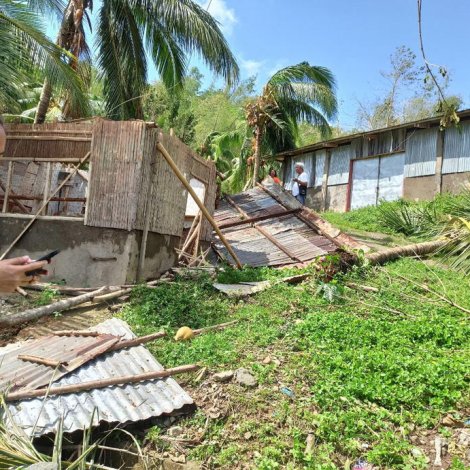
[218,207,301,230]
[0,285,107,327]
[5,364,200,401]
[17,354,64,368]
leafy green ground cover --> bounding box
[120,258,470,468]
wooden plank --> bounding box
[7,136,91,142]
[218,207,301,229]
[0,158,83,163]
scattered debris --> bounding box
[305,433,315,455]
[434,435,443,467]
[212,370,234,383]
[279,386,295,399]
[3,319,194,437]
[234,368,257,388]
[168,426,184,437]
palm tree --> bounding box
[35,0,239,123]
[0,0,88,116]
[245,62,337,186]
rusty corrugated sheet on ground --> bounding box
[0,333,119,392]
[5,319,194,437]
[212,183,339,267]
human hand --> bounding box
[0,256,48,293]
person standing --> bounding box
[269,168,281,185]
[291,162,308,205]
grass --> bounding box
[119,257,470,468]
[322,192,470,239]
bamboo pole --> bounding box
[2,162,13,213]
[0,285,107,327]
[6,136,91,142]
[156,142,242,269]
[0,151,90,261]
[5,364,200,401]
[41,162,52,215]
[178,213,201,261]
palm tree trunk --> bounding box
[34,1,75,123]
[34,79,52,124]
[366,240,446,265]
[252,127,262,187]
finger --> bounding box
[3,256,31,266]
[19,260,48,274]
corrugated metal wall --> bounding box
[404,128,437,177]
[328,145,352,185]
[442,121,470,174]
[314,150,326,187]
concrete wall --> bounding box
[403,176,438,201]
[305,187,323,211]
[441,172,470,194]
[0,217,180,287]
[325,184,348,212]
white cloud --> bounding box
[240,59,265,77]
[200,0,237,35]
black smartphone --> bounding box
[26,250,61,276]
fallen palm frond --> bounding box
[438,216,470,276]
[0,396,147,469]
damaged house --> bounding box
[0,120,216,287]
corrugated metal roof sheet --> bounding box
[213,185,337,267]
[0,333,119,393]
[5,319,193,437]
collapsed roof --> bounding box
[212,180,363,267]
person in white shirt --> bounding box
[291,162,308,205]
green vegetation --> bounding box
[121,257,470,468]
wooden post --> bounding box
[156,142,243,269]
[41,162,52,215]
[2,162,13,213]
[0,152,91,261]
[435,129,444,195]
[321,150,331,211]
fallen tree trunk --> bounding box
[0,286,108,327]
[366,240,446,265]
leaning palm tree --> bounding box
[35,0,239,123]
[245,62,337,186]
[0,0,88,116]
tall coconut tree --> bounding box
[35,0,239,123]
[245,62,337,186]
[0,0,88,115]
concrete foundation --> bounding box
[441,172,470,194]
[0,217,180,287]
[325,184,348,212]
[403,176,438,201]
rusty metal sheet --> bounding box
[6,319,193,437]
[213,185,339,268]
[0,333,119,393]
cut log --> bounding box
[5,364,200,401]
[0,286,107,327]
[366,240,446,265]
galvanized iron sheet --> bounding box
[0,333,119,393]
[213,187,338,267]
[442,121,470,174]
[6,319,193,437]
[404,128,437,177]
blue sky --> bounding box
[190,0,470,130]
[47,0,470,131]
